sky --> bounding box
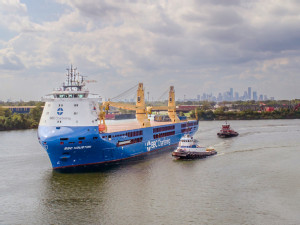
[0,0,300,101]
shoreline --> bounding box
[1,117,299,132]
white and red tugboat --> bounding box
[172,134,216,159]
[217,121,239,138]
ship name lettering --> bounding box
[147,138,171,150]
[49,116,71,120]
[64,145,91,150]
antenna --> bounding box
[70,64,74,86]
[81,75,87,83]
[66,67,70,86]
[73,67,77,84]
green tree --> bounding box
[29,105,43,123]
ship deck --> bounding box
[105,119,176,133]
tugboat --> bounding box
[172,134,217,159]
[217,121,239,138]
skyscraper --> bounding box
[229,88,233,101]
[248,87,252,100]
[253,91,257,101]
[234,92,239,101]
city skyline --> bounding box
[0,85,275,103]
[1,1,300,101]
[195,86,274,102]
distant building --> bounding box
[265,107,274,112]
[243,91,248,100]
[199,87,274,102]
[248,87,252,100]
[234,92,239,101]
[2,106,36,114]
[253,91,257,101]
[229,88,233,101]
[217,93,223,102]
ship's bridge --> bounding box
[42,90,101,102]
[52,90,89,99]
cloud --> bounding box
[0,51,24,71]
[0,0,27,14]
[0,0,300,100]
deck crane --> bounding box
[98,84,180,132]
[146,86,180,123]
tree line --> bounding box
[1,100,300,131]
[0,104,43,131]
[190,108,300,121]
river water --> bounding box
[0,120,300,225]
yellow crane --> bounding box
[146,86,180,123]
[98,83,180,132]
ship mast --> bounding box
[63,65,85,91]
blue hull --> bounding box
[38,121,198,172]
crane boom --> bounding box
[103,101,142,111]
[98,83,180,131]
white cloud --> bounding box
[0,0,300,100]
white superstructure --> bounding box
[39,66,101,127]
[176,134,206,152]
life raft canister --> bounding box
[98,124,106,132]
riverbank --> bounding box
[0,106,42,131]
[191,109,300,121]
[1,105,300,131]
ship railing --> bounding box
[88,93,102,100]
[41,94,54,101]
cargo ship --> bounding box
[38,66,199,172]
